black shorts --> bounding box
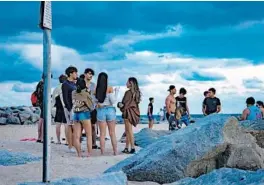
[90,109,97,125]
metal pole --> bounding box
[42,28,51,183]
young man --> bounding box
[203,88,221,116]
[62,66,78,152]
[240,97,262,121]
[165,85,179,130]
[84,68,100,149]
[147,97,154,129]
[175,88,190,127]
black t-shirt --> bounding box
[203,97,221,115]
[62,80,77,111]
[176,96,187,112]
[148,103,153,115]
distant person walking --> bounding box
[62,66,78,153]
[165,85,178,130]
[95,72,119,155]
[84,68,100,150]
[119,77,141,154]
[158,108,164,122]
[147,97,154,129]
[203,88,221,116]
[52,74,67,144]
[240,97,262,121]
[72,78,94,157]
[175,88,190,127]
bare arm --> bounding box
[165,96,171,114]
[217,98,221,113]
[241,109,249,120]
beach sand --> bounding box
[0,123,167,185]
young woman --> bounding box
[95,72,119,155]
[72,78,94,157]
[52,74,68,144]
[118,77,141,154]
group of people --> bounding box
[33,68,264,157]
[34,66,141,157]
[147,85,263,131]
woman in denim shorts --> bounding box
[72,78,94,157]
[95,72,119,155]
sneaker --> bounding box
[67,148,75,153]
[129,149,136,154]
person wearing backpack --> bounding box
[52,74,67,144]
[35,76,44,143]
[72,78,94,157]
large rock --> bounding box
[0,117,7,125]
[0,106,43,125]
[0,149,41,166]
[19,171,127,185]
[167,168,264,185]
[134,128,172,148]
[105,114,264,184]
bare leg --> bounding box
[64,125,68,144]
[92,124,97,146]
[124,119,130,149]
[56,123,61,143]
[67,125,74,149]
[98,121,106,155]
[73,123,82,157]
[82,120,92,157]
[107,120,117,155]
[38,118,44,141]
[127,120,135,149]
[149,120,154,129]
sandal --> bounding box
[92,145,101,149]
[129,148,136,154]
[122,148,129,154]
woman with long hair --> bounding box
[95,72,119,155]
[118,77,141,154]
[72,78,94,157]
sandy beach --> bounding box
[0,123,166,185]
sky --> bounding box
[0,1,264,115]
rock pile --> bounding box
[0,106,41,125]
[105,114,264,184]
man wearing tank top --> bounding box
[84,68,100,149]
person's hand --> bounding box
[107,86,114,93]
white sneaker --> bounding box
[67,148,75,153]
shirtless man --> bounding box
[165,85,178,130]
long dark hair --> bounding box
[76,78,86,93]
[128,77,141,104]
[96,72,108,103]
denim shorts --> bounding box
[97,106,116,122]
[73,111,91,122]
[148,114,154,121]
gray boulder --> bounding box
[105,114,264,184]
[31,113,40,123]
[19,171,127,185]
[167,168,264,185]
[19,112,31,123]
[134,128,172,148]
[0,117,7,125]
[7,115,21,124]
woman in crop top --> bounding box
[72,78,94,157]
[95,72,119,155]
